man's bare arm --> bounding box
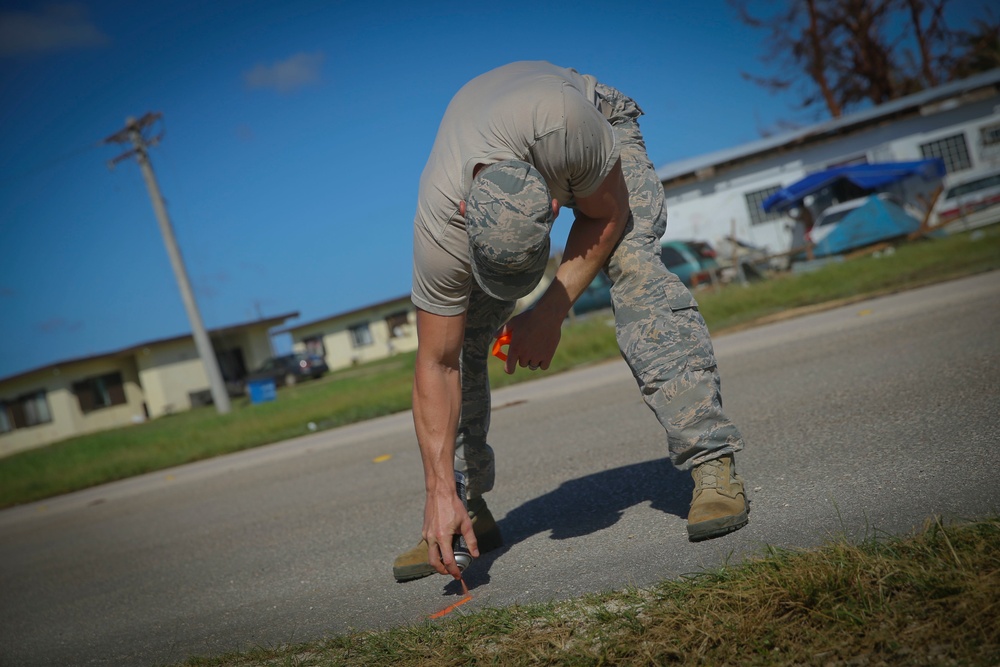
[550,157,632,308]
[412,307,477,577]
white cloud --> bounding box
[243,51,324,94]
[0,3,109,56]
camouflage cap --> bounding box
[466,160,554,302]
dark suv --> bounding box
[244,353,329,388]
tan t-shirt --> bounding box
[412,61,620,316]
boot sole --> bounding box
[393,524,504,583]
[687,509,749,542]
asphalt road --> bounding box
[2,271,998,667]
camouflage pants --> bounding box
[455,84,745,498]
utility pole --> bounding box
[104,113,231,414]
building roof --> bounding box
[1,311,299,385]
[655,68,1000,184]
[277,294,412,334]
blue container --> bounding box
[247,378,277,404]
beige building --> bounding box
[278,265,558,372]
[281,295,417,371]
[0,312,297,457]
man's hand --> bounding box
[423,489,478,579]
[497,307,563,374]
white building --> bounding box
[657,69,1000,254]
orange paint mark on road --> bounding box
[428,578,472,619]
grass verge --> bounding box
[176,515,1000,666]
[1,228,998,509]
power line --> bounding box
[0,142,103,189]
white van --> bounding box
[808,197,870,246]
[933,169,1000,232]
[809,193,901,246]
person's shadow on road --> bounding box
[444,457,691,594]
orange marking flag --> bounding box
[492,332,511,361]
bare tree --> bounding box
[945,11,1000,78]
[827,0,900,106]
[804,0,843,116]
[730,0,998,119]
[903,0,946,86]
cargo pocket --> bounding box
[664,287,717,373]
[620,279,716,388]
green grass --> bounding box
[175,515,1000,666]
[697,230,1000,331]
[1,227,998,509]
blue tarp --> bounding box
[763,159,946,213]
[812,197,922,258]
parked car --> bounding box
[570,240,720,317]
[808,197,871,248]
[932,168,1000,233]
[572,272,614,316]
[660,240,720,287]
[244,353,328,389]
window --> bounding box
[946,172,1000,199]
[1,391,53,432]
[22,391,51,425]
[980,123,1000,147]
[304,335,326,357]
[385,311,409,338]
[745,186,783,226]
[349,323,373,348]
[73,372,126,414]
[920,134,972,173]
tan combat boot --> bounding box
[687,454,749,541]
[392,496,503,582]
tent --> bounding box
[811,197,923,258]
[762,159,946,213]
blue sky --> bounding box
[0,0,991,380]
